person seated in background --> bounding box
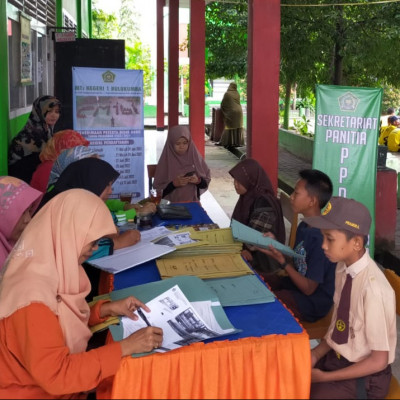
[0,176,43,268]
[387,119,400,152]
[378,115,399,146]
[257,169,336,323]
[0,189,163,399]
[8,95,61,183]
[46,145,99,190]
[30,129,90,192]
[153,125,211,202]
[229,158,286,274]
[305,197,396,399]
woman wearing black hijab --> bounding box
[229,158,285,274]
[36,157,141,300]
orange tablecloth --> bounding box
[98,330,311,399]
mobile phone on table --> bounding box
[184,171,196,177]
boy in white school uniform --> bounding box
[304,196,397,399]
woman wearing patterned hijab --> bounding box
[8,95,61,182]
[229,158,285,273]
[47,145,98,189]
[0,176,43,268]
[153,125,211,202]
[0,189,163,399]
[30,130,90,192]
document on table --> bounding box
[204,275,276,307]
[231,219,305,259]
[160,227,242,258]
[156,253,254,279]
[120,284,237,353]
[152,230,205,249]
[109,276,240,356]
[87,240,176,274]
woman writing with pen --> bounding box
[0,189,163,399]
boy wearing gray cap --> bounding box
[305,196,396,399]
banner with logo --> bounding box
[313,84,382,254]
[20,13,32,84]
[72,67,144,200]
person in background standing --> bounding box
[216,82,245,148]
[8,95,61,183]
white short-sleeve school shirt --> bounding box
[325,250,397,364]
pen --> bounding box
[137,307,151,326]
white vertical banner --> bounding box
[72,67,144,200]
[20,13,32,84]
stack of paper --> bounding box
[160,227,243,258]
[156,253,254,280]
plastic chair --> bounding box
[279,190,298,248]
[147,164,157,191]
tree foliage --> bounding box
[91,0,153,97]
[205,1,248,80]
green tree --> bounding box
[118,0,140,45]
[205,1,248,80]
[125,43,154,97]
[91,0,154,98]
[92,2,119,39]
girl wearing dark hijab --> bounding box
[36,157,141,299]
[229,158,285,273]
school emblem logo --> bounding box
[102,71,115,83]
[335,319,346,332]
[322,201,332,215]
[338,92,359,112]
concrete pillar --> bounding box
[168,0,179,129]
[247,0,281,193]
[189,0,206,157]
[156,0,165,130]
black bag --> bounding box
[156,204,192,219]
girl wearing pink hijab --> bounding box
[0,176,43,268]
[153,125,211,202]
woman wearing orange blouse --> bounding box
[0,189,163,399]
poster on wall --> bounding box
[72,67,144,200]
[313,84,382,255]
[20,13,32,84]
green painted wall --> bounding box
[0,1,9,175]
